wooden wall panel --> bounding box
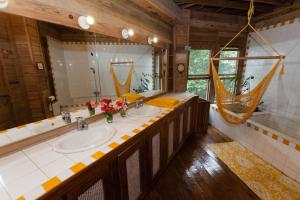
[0,0,172,48]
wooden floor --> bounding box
[145,127,260,200]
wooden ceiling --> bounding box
[174,0,294,17]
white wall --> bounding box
[47,38,153,106]
[245,21,300,121]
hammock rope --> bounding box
[110,62,134,97]
[210,0,285,124]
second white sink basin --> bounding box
[128,105,161,118]
[53,124,116,153]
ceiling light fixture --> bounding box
[78,15,95,30]
[0,0,8,8]
[148,36,158,45]
[122,29,134,39]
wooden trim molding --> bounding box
[0,0,172,48]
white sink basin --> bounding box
[53,125,116,153]
[128,106,161,118]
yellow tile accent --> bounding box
[142,124,149,128]
[48,117,56,120]
[263,130,268,135]
[148,119,156,123]
[70,162,86,173]
[283,139,290,146]
[16,125,27,129]
[42,177,61,191]
[155,116,161,119]
[295,144,300,152]
[108,142,119,149]
[0,130,8,134]
[92,151,105,160]
[17,196,25,200]
[132,129,141,134]
[121,135,131,141]
[272,134,278,140]
[33,120,43,124]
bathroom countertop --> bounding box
[0,92,195,200]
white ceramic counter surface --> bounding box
[0,92,195,200]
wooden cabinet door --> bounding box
[178,109,185,146]
[165,114,179,163]
[62,161,115,200]
[146,124,163,186]
[187,104,192,135]
[118,139,146,200]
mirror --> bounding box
[0,12,165,147]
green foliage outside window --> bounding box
[187,80,208,99]
[188,50,210,75]
[187,49,239,100]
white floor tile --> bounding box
[0,186,12,200]
[23,142,52,157]
[4,170,47,199]
[29,150,64,168]
[41,157,74,178]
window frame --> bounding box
[187,48,242,101]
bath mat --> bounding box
[208,142,300,200]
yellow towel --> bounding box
[121,93,145,103]
[146,97,181,108]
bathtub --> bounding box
[210,104,300,184]
[250,113,300,143]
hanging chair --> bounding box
[110,61,135,97]
[210,0,285,124]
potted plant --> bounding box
[86,100,97,116]
[100,97,115,123]
[114,99,128,117]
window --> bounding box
[187,48,240,100]
[187,50,210,99]
[219,49,239,93]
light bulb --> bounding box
[153,37,158,43]
[0,0,8,8]
[86,16,95,25]
[128,29,134,36]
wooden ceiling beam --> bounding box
[191,10,247,24]
[243,0,288,6]
[182,3,197,9]
[175,0,273,12]
[129,0,184,24]
[0,0,172,47]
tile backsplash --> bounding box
[245,20,300,121]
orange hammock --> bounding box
[210,0,285,124]
[110,61,134,97]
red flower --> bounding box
[100,97,112,104]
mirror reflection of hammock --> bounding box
[210,0,285,124]
[110,61,135,97]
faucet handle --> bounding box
[76,117,88,130]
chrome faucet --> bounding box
[76,117,88,131]
[61,111,71,124]
[135,100,143,109]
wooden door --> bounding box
[146,123,163,186]
[62,161,115,200]
[0,54,15,130]
[165,114,179,163]
[118,139,146,200]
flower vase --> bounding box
[88,108,95,116]
[106,112,113,123]
[120,109,127,117]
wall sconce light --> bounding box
[0,0,8,8]
[78,15,95,30]
[122,29,134,39]
[148,36,158,45]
